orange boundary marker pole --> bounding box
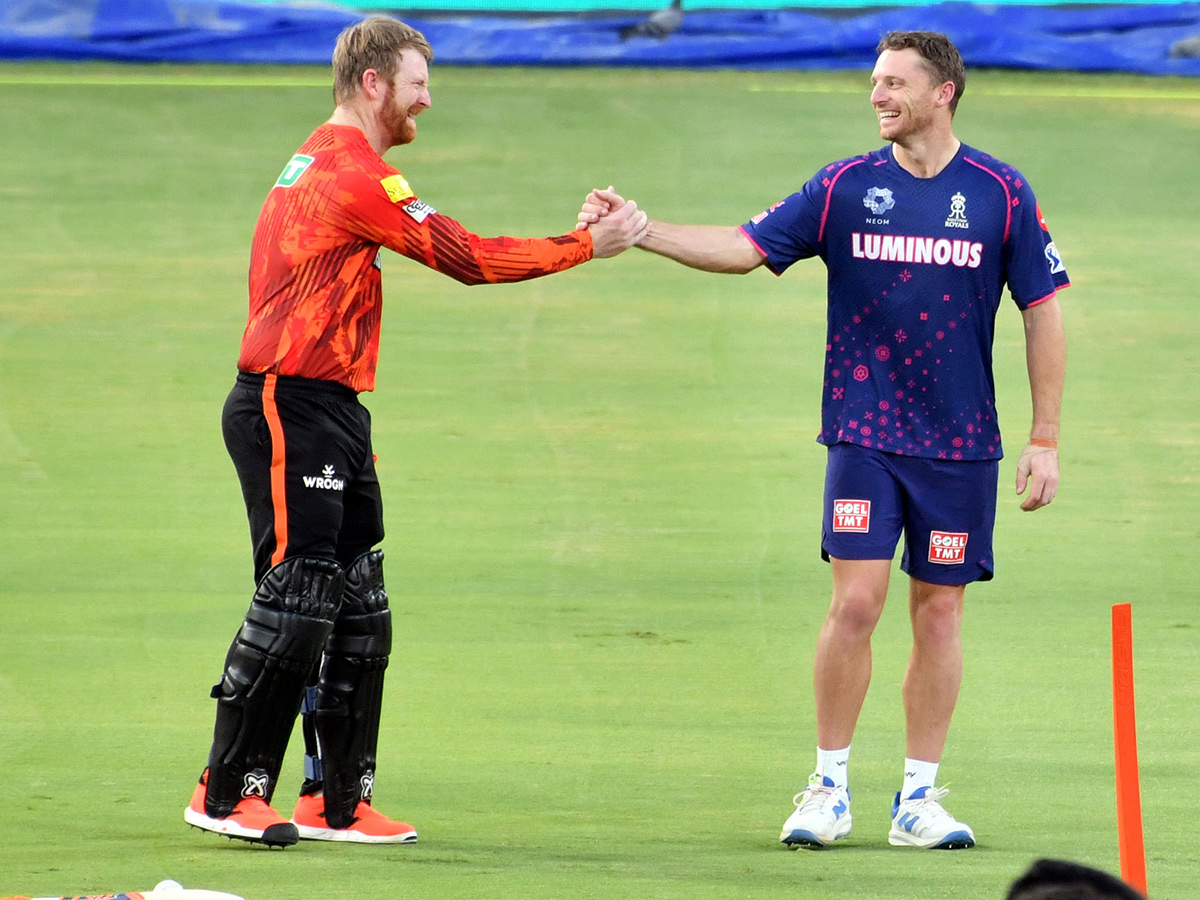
[1112,602,1148,896]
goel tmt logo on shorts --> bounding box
[928,531,968,565]
[833,499,871,533]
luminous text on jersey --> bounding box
[851,233,983,269]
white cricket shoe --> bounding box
[779,774,852,848]
[888,785,975,849]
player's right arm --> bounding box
[579,188,765,275]
[640,221,765,274]
[339,170,643,286]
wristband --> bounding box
[1029,438,1058,449]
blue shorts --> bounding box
[821,443,998,586]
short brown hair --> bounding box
[877,30,966,115]
[332,16,433,105]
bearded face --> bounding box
[379,52,431,148]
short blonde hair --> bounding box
[332,16,433,105]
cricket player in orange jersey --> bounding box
[185,16,648,847]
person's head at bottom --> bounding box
[1006,859,1145,900]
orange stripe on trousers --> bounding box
[261,374,289,565]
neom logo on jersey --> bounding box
[833,499,871,533]
[928,530,968,564]
[852,232,983,269]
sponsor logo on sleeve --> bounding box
[403,199,436,223]
[928,530,968,564]
[1044,241,1065,274]
[751,199,786,225]
[833,499,871,533]
[380,174,415,203]
[275,154,314,188]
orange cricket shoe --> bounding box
[291,792,418,844]
[184,769,299,847]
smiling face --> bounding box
[869,47,954,145]
[378,51,431,147]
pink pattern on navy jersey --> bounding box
[818,156,868,244]
[742,143,1069,462]
[964,156,1014,243]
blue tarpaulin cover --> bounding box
[2,0,1199,74]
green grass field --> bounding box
[1,64,1197,899]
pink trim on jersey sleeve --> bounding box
[738,224,772,271]
[964,156,1013,243]
[818,158,867,244]
[1024,282,1071,308]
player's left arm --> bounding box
[1016,296,1066,511]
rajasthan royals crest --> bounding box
[944,191,970,229]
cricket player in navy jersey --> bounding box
[579,31,1068,849]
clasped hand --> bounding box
[577,186,645,258]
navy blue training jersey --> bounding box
[742,142,1070,462]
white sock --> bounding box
[816,746,851,789]
[901,758,940,798]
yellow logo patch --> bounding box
[380,174,415,203]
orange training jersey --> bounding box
[237,123,595,392]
